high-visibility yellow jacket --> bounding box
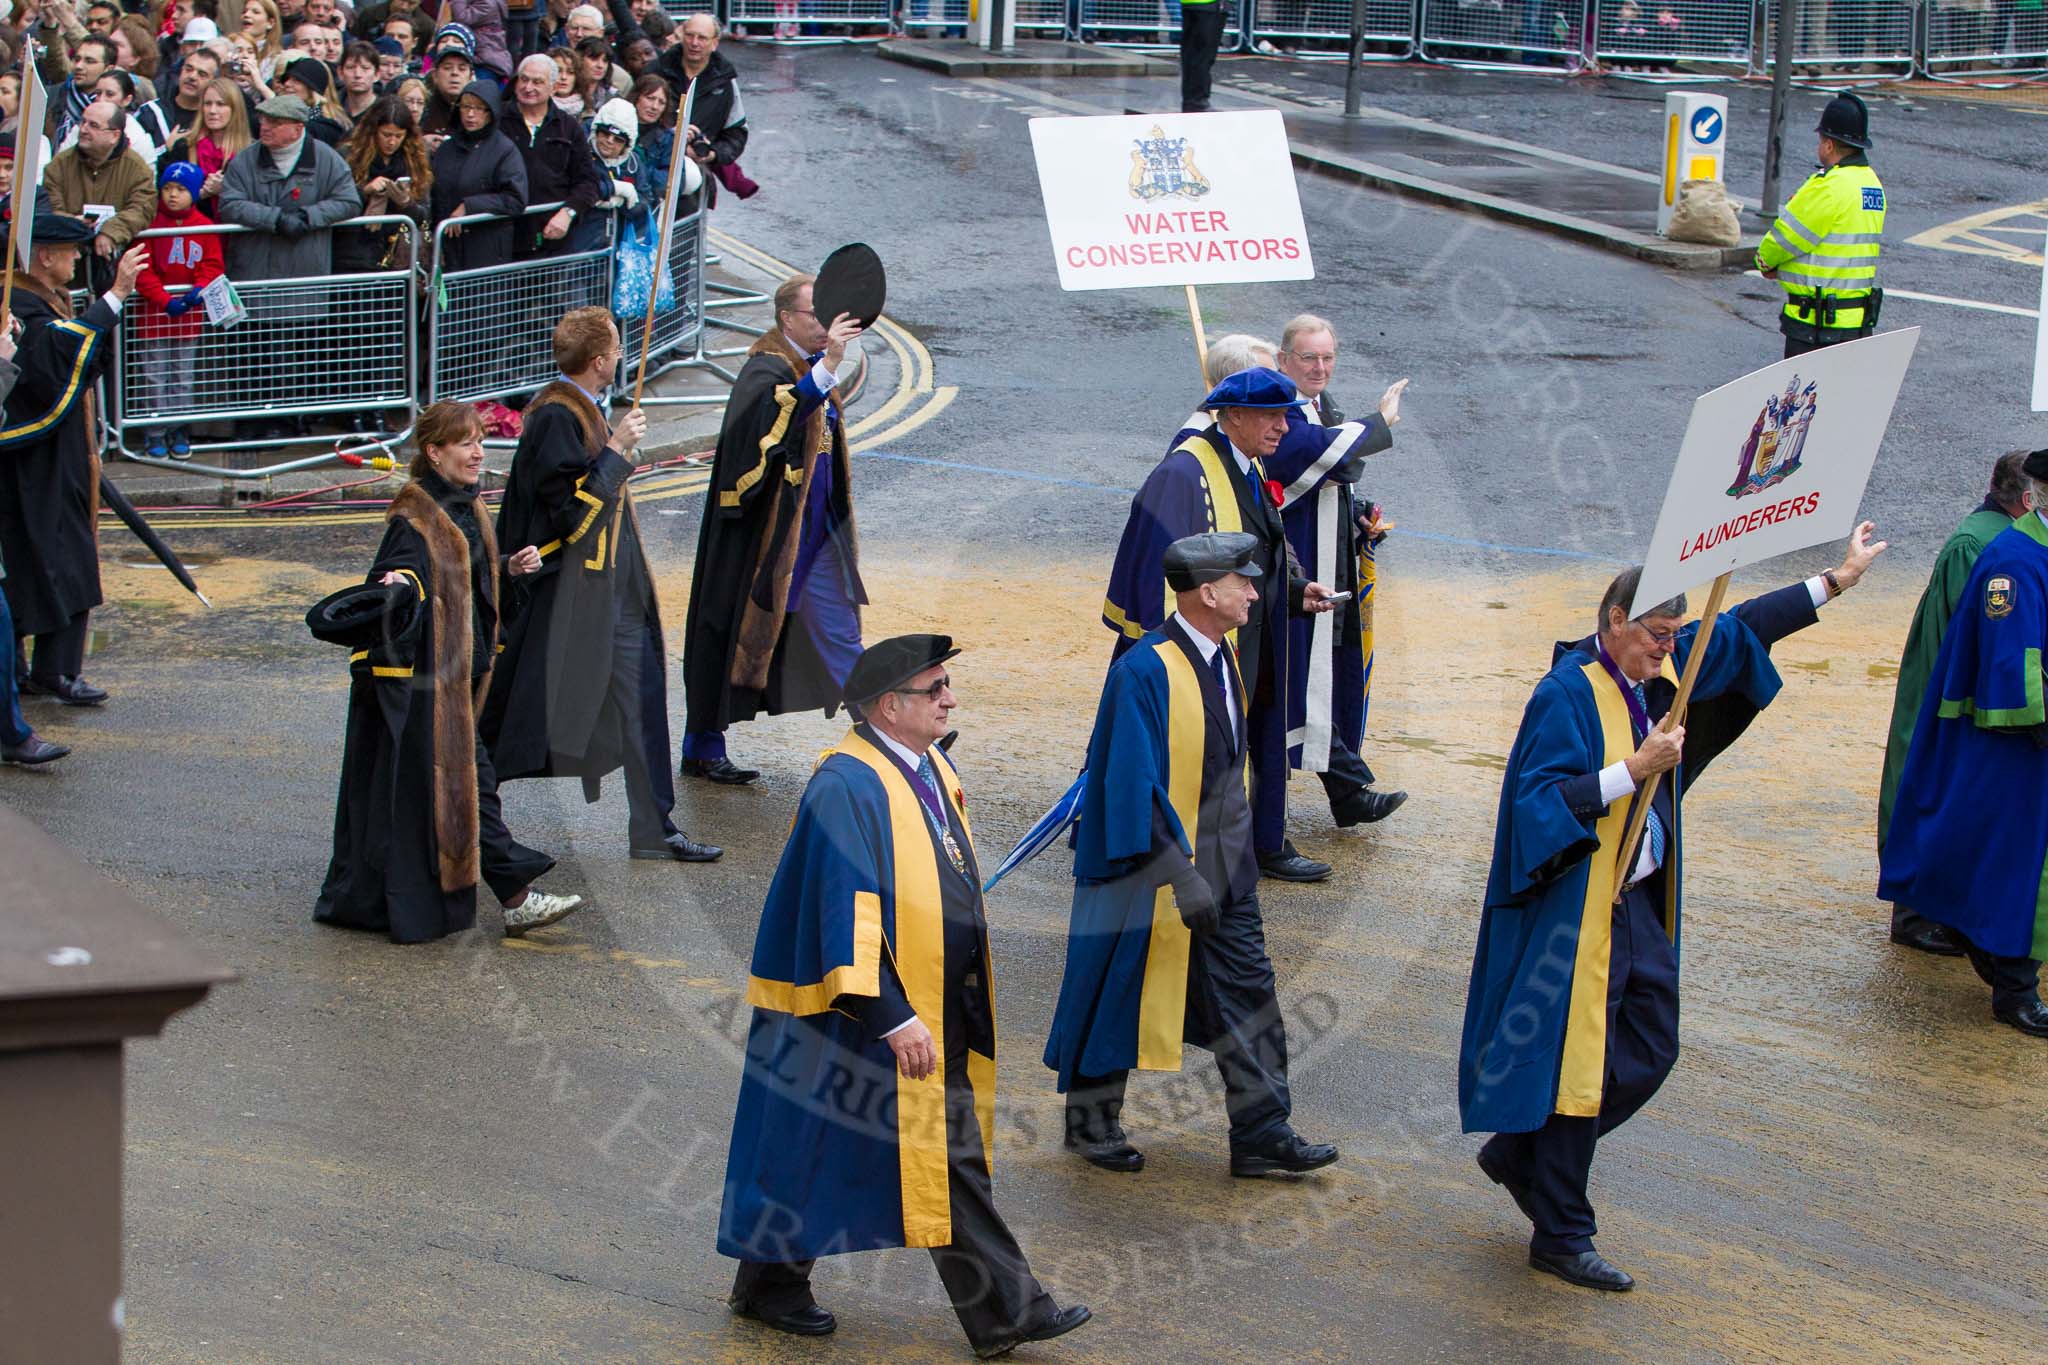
[1756,156,1885,331]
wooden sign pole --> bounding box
[1,45,33,333]
[1610,570,1732,901]
[1184,283,1208,387]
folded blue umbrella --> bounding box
[981,772,1086,894]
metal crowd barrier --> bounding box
[1924,0,2048,73]
[898,0,1074,34]
[1418,0,1588,67]
[1077,0,1246,49]
[110,215,420,479]
[1246,0,1417,58]
[723,0,897,40]
[1590,0,1754,68]
[1758,0,1918,75]
[627,203,737,408]
[427,202,615,409]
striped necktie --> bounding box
[1631,682,1668,870]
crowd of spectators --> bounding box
[0,0,754,452]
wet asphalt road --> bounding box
[8,44,2048,1364]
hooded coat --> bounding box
[429,81,529,274]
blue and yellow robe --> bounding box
[1044,626,1247,1088]
[718,730,994,1257]
[1880,515,2048,961]
[1458,607,1784,1135]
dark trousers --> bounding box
[604,607,679,847]
[505,15,543,59]
[1783,326,1871,359]
[1180,5,1226,111]
[1250,706,1288,856]
[1891,903,1946,938]
[23,609,90,686]
[1317,734,1376,807]
[1067,888,1293,1150]
[734,1042,1055,1353]
[475,733,552,904]
[0,587,31,746]
[1480,881,1678,1255]
[1955,930,2043,1015]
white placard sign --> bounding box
[2033,247,2047,412]
[1631,327,1921,616]
[1028,110,1314,292]
[11,63,47,272]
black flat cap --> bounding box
[2025,449,2048,481]
[844,633,960,712]
[1163,532,1264,592]
[306,580,421,651]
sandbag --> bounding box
[1666,179,1742,247]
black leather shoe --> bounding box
[1065,1129,1144,1173]
[681,756,760,785]
[2,735,70,766]
[975,1303,1092,1359]
[1475,1146,1535,1222]
[1994,999,2048,1038]
[1890,922,1965,956]
[1529,1248,1634,1291]
[23,675,107,706]
[731,1299,836,1336]
[1230,1131,1338,1177]
[1257,849,1331,883]
[1333,787,1408,827]
[629,832,723,862]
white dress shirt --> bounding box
[1599,576,1832,883]
[1172,611,1239,736]
[784,331,839,393]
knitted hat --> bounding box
[590,98,638,152]
[159,160,205,198]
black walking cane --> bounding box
[98,475,212,607]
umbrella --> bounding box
[99,475,211,607]
[981,772,1086,894]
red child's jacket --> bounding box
[135,204,225,340]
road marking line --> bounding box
[1905,199,2048,266]
[1740,270,2039,318]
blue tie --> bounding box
[915,754,943,809]
[1631,682,1668,871]
[1208,645,1231,711]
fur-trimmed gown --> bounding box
[317,472,553,943]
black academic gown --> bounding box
[482,382,658,785]
[317,474,552,943]
[0,280,115,638]
[682,338,864,732]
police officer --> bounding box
[1756,93,1885,358]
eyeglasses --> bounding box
[1284,350,1337,366]
[1635,621,1680,647]
[889,675,951,701]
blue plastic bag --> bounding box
[612,215,675,321]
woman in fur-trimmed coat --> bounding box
[316,401,582,944]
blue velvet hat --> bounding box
[1200,366,1298,410]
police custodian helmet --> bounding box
[1816,92,1872,150]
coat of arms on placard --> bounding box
[1128,125,1212,203]
[1725,375,1819,499]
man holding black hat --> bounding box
[1048,531,1340,1180]
[718,633,1090,1356]
[1757,92,1885,358]
[1881,449,2048,1040]
[1103,366,1341,882]
[681,272,866,787]
[0,193,148,708]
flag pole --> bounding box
[630,81,696,410]
[1184,283,1208,386]
[1610,570,1731,902]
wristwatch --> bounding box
[1821,569,1842,599]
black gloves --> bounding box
[1167,859,1219,936]
[276,207,311,239]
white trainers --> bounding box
[503,890,583,937]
